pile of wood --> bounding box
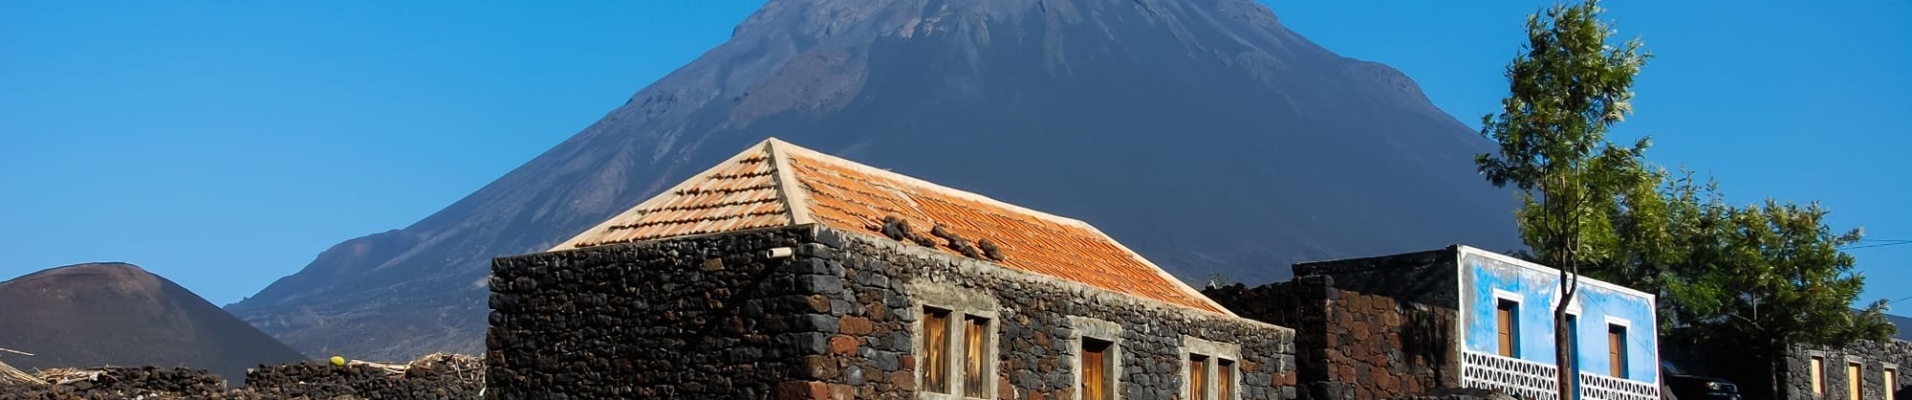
[15,366,227,397]
[0,348,37,386]
[0,359,36,386]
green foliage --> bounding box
[1579,165,1894,345]
[1705,200,1892,347]
[1477,0,1653,273]
[1479,0,1891,366]
[1585,171,1892,395]
[1599,176,1894,348]
[1476,3,1651,398]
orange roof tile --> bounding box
[553,138,1229,315]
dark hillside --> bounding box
[230,0,1520,359]
[0,263,307,383]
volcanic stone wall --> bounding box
[816,229,1299,400]
[1207,275,1460,400]
[0,366,224,399]
[0,361,484,399]
[486,224,1299,400]
[238,359,483,399]
[1779,339,1912,400]
[1291,247,1460,309]
[487,227,817,399]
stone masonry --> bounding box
[488,227,814,399]
[0,359,484,400]
[487,225,1299,399]
[1207,275,1458,400]
[1779,339,1912,400]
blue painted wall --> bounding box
[1456,249,1660,383]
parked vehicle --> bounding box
[1661,361,1742,400]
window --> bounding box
[1496,299,1519,357]
[1071,316,1122,400]
[1081,338,1114,400]
[1189,355,1208,400]
[1811,356,1825,396]
[1218,359,1236,400]
[917,301,998,399]
[1566,314,1581,392]
[1607,324,1628,378]
[964,316,991,398]
[1182,336,1239,400]
[924,308,952,394]
[1887,367,1899,400]
[1184,354,1239,400]
[1849,362,1862,400]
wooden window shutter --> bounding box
[1607,324,1627,378]
[1496,300,1518,357]
[923,308,951,393]
[1218,359,1235,400]
[1189,355,1208,400]
[1851,362,1863,400]
[1885,367,1896,400]
[1082,339,1111,400]
[1811,357,1825,395]
[964,316,989,397]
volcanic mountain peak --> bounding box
[229,0,1518,360]
[0,262,307,384]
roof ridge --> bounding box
[765,139,1231,315]
[763,138,816,226]
[548,140,794,251]
[548,138,1233,315]
[764,139,1100,231]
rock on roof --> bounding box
[554,138,1230,315]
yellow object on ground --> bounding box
[330,356,345,366]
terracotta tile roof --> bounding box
[554,138,1229,315]
[558,146,793,247]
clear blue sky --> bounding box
[3,1,1907,310]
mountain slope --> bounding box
[228,0,1520,359]
[0,263,308,384]
[1888,314,1912,342]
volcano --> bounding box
[0,263,307,384]
[228,0,1520,359]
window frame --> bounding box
[1565,311,1581,392]
[1884,364,1898,400]
[1811,355,1827,396]
[1493,291,1522,358]
[1848,358,1864,400]
[960,314,996,398]
[922,306,956,394]
[1217,358,1236,400]
[1068,316,1123,400]
[911,284,1001,400]
[1604,317,1631,379]
[1181,336,1242,400]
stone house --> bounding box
[485,138,1298,400]
[1779,338,1909,400]
[1206,245,1662,400]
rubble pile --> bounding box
[0,354,483,399]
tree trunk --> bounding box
[1767,343,1783,400]
[1556,267,1580,400]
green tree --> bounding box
[1664,199,1891,397]
[1593,169,1730,333]
[1475,1,1651,398]
[1578,169,1893,398]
